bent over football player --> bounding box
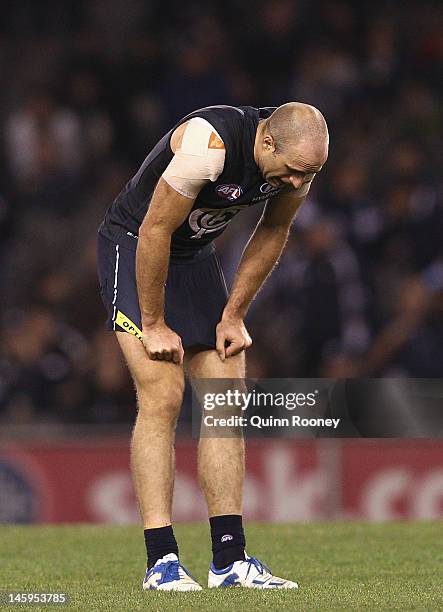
[97,102,329,590]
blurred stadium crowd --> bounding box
[0,0,442,425]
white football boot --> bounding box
[143,553,202,591]
[208,554,299,589]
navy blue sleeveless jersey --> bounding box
[98,105,285,259]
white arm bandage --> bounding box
[162,117,226,199]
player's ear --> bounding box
[263,134,276,153]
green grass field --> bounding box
[1,522,442,611]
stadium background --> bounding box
[0,0,442,524]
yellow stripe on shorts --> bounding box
[115,310,143,341]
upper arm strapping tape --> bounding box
[162,117,226,198]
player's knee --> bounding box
[135,376,184,420]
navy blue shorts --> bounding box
[97,233,228,349]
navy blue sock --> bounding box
[210,514,246,570]
[144,525,179,569]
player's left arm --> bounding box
[217,188,307,360]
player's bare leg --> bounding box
[185,347,246,517]
[116,332,202,591]
[116,332,184,528]
[186,346,298,589]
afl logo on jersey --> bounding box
[216,184,243,201]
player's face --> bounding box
[260,138,328,190]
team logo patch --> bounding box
[252,184,284,202]
[216,184,243,201]
[189,204,248,239]
[260,182,282,194]
[260,182,275,194]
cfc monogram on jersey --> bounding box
[99,105,284,259]
[189,204,249,239]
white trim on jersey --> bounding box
[111,244,120,330]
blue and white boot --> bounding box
[143,553,202,591]
[208,554,299,589]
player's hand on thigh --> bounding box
[141,322,184,364]
[216,316,252,361]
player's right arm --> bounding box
[136,177,195,365]
[136,119,226,364]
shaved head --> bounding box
[266,102,329,158]
[254,101,329,191]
